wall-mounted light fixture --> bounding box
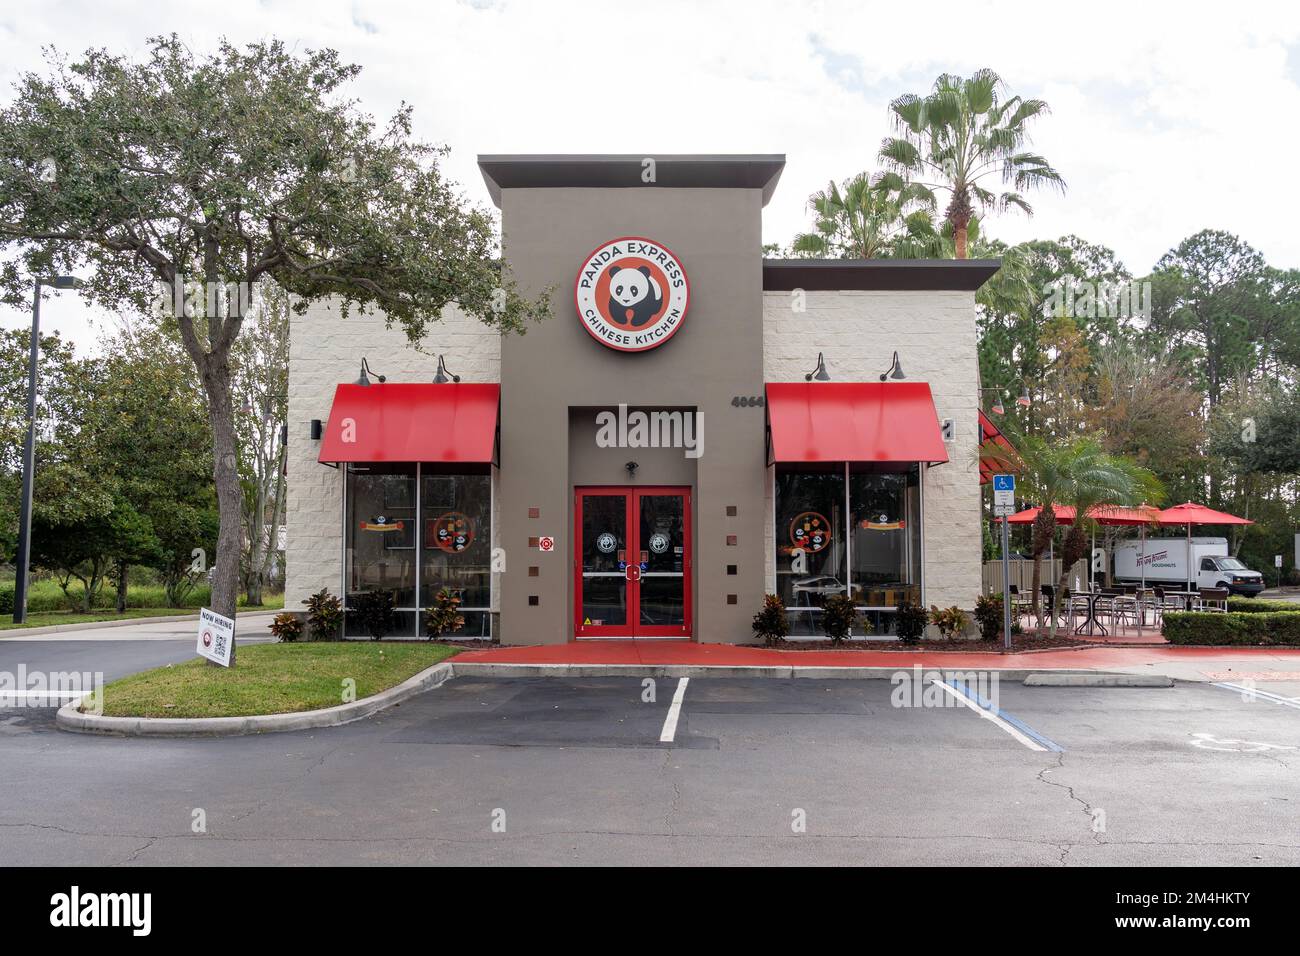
[625,460,639,478]
[355,357,385,387]
[804,352,830,382]
[433,354,461,384]
[309,419,323,440]
[879,350,905,381]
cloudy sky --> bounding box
[3,0,1299,349]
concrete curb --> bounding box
[449,661,1158,682]
[55,661,455,738]
[3,608,280,638]
[1024,673,1174,687]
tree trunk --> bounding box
[115,561,127,614]
[954,226,968,260]
[200,357,241,666]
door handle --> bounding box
[625,565,641,582]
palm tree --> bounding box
[878,69,1066,259]
[982,433,1160,633]
[791,172,943,259]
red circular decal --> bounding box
[429,512,474,553]
[790,512,832,553]
[201,629,213,648]
[574,236,690,352]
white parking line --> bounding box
[930,679,1054,752]
[659,677,689,743]
[1212,682,1300,710]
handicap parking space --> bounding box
[992,680,1300,756]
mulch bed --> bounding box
[771,635,1091,652]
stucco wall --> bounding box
[761,289,983,612]
[284,298,502,612]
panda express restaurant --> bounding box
[285,155,1000,642]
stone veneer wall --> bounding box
[761,289,983,612]
[285,298,502,612]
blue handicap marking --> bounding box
[993,474,1015,492]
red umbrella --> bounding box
[1003,505,1076,524]
[1155,503,1253,590]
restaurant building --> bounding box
[285,155,999,643]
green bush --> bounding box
[1163,611,1300,645]
[1226,597,1299,614]
[751,593,789,647]
[895,599,929,646]
[929,605,970,639]
[303,588,344,641]
[269,612,304,642]
[0,585,13,616]
[820,594,857,646]
[973,594,1003,641]
[349,589,397,640]
[422,589,465,641]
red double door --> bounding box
[574,486,692,639]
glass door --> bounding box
[575,487,692,639]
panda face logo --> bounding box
[575,237,690,352]
[607,265,663,326]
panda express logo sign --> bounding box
[575,236,690,352]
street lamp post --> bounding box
[12,275,83,624]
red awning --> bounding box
[765,382,948,464]
[318,383,499,463]
[977,409,1018,484]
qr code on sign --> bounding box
[214,633,227,657]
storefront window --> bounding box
[345,464,493,639]
[774,464,846,637]
[775,462,922,638]
[421,467,492,638]
[345,463,417,637]
[849,464,921,635]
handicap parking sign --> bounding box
[993,474,1015,492]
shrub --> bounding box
[1226,598,1299,614]
[895,599,928,646]
[973,594,1003,641]
[302,588,344,641]
[422,589,465,641]
[820,594,857,645]
[1163,611,1300,646]
[0,585,13,616]
[349,589,397,640]
[930,605,970,639]
[269,612,304,642]
[751,593,789,647]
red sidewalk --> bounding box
[454,640,1300,673]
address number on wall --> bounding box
[731,396,765,407]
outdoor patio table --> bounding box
[1165,590,1200,611]
[1073,591,1109,637]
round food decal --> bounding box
[574,236,689,352]
[790,512,832,553]
[430,512,474,553]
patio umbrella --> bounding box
[1000,506,1074,593]
[1155,502,1253,591]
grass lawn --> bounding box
[1,595,285,631]
[98,642,459,718]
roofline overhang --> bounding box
[477,154,787,208]
[762,258,1002,292]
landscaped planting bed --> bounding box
[1163,610,1300,645]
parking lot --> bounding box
[2,637,1299,866]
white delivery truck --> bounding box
[1112,536,1264,596]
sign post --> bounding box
[196,607,235,668]
[1276,554,1284,588]
[993,475,1016,650]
